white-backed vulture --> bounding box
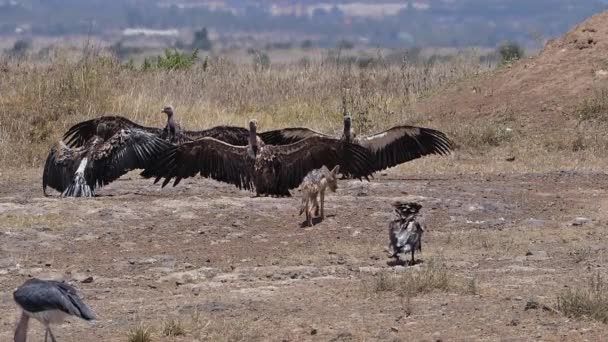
[62,106,253,147]
[141,120,373,197]
[259,115,453,178]
[43,124,172,197]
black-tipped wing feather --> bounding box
[273,136,373,190]
[90,129,174,188]
[63,116,162,148]
[14,279,95,320]
[42,142,89,195]
[259,127,330,145]
[184,126,251,146]
[140,138,254,190]
[359,126,453,172]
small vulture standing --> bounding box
[13,278,95,342]
[388,201,424,265]
[259,115,453,178]
[141,120,373,197]
[43,123,172,197]
[62,106,253,147]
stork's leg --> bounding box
[47,327,57,342]
[319,190,325,219]
[410,250,415,265]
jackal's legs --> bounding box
[319,189,326,219]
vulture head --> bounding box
[96,122,112,140]
[162,105,175,118]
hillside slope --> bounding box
[416,10,608,131]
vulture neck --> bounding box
[166,114,176,133]
[249,125,259,157]
[343,119,353,142]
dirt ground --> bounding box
[1,168,608,341]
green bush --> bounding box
[142,49,199,71]
[498,41,524,63]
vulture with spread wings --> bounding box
[141,120,374,197]
[62,106,253,147]
[259,115,453,178]
[43,124,173,197]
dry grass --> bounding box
[558,273,608,323]
[161,319,186,337]
[3,47,608,174]
[127,323,152,342]
[362,258,451,297]
[0,47,486,169]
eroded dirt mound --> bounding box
[417,10,608,130]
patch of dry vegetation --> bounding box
[0,47,486,169]
[161,319,186,337]
[127,323,152,342]
[362,258,451,297]
[558,273,608,323]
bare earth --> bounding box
[1,168,608,341]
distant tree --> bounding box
[192,27,212,51]
[337,39,354,49]
[301,40,313,49]
[498,41,524,63]
[10,39,31,56]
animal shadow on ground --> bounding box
[387,258,424,267]
[300,214,336,228]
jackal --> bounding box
[299,165,340,227]
[388,201,424,265]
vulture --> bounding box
[62,106,253,147]
[141,120,374,197]
[388,201,424,266]
[43,123,173,197]
[259,115,453,178]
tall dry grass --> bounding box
[2,47,608,173]
[0,47,487,168]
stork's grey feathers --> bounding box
[13,278,95,321]
[43,129,173,196]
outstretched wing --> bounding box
[183,126,251,146]
[90,129,174,188]
[272,136,373,190]
[42,142,87,195]
[140,137,254,190]
[13,279,95,320]
[63,116,162,148]
[359,126,453,172]
[259,127,331,145]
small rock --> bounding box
[524,298,539,310]
[525,251,533,256]
[507,319,520,326]
[390,327,399,332]
[572,217,591,226]
[505,156,515,162]
[81,276,94,284]
[310,328,317,335]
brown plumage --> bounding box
[43,124,173,197]
[62,106,253,147]
[259,115,453,178]
[141,120,373,197]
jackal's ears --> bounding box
[331,165,340,175]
